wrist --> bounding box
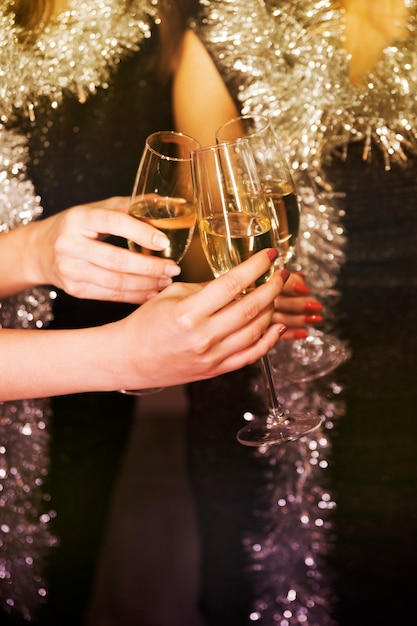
[0,220,48,298]
[24,219,52,288]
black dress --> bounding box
[327,141,417,626]
[15,38,174,626]
[183,1,417,625]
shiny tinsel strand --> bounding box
[0,0,159,121]
[0,0,161,619]
[0,399,57,621]
[192,0,417,622]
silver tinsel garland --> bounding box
[0,0,160,619]
[0,0,158,119]
[195,0,417,623]
[0,398,57,621]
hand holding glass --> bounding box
[216,114,350,382]
[191,140,322,446]
[120,130,200,395]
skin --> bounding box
[0,197,181,303]
[172,0,409,333]
[52,0,68,14]
[173,30,322,338]
[0,0,288,399]
[0,249,286,400]
[340,0,410,83]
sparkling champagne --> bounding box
[128,198,196,262]
[199,211,275,286]
[263,180,300,265]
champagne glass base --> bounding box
[119,387,164,396]
[271,330,351,383]
[237,412,323,447]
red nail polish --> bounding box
[294,330,309,339]
[280,269,291,283]
[304,301,323,313]
[267,248,278,262]
[279,325,288,337]
[305,314,323,324]
[293,282,310,295]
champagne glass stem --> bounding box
[238,350,323,446]
[260,353,285,425]
[192,137,323,446]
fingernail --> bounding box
[165,264,181,277]
[297,272,307,280]
[153,234,170,249]
[305,314,323,324]
[279,324,288,337]
[293,281,310,295]
[294,330,309,339]
[158,277,173,289]
[267,248,278,263]
[304,301,323,313]
[280,269,291,283]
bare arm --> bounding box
[173,29,239,147]
[0,249,286,401]
[0,196,181,302]
[173,30,324,334]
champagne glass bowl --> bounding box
[191,139,323,446]
[120,130,200,396]
[216,114,349,383]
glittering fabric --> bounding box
[0,399,57,622]
[187,1,417,624]
[0,0,160,620]
[0,0,158,119]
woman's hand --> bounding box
[271,272,323,339]
[0,249,287,400]
[114,249,288,390]
[27,196,181,303]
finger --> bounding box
[59,274,166,303]
[279,328,310,340]
[212,322,285,375]
[67,237,181,279]
[207,304,274,359]
[82,208,172,251]
[188,249,281,315]
[181,270,282,364]
[282,271,310,296]
[81,196,131,212]
[274,294,322,315]
[271,308,323,329]
[59,258,178,297]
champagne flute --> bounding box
[120,130,200,396]
[216,114,350,382]
[191,140,323,446]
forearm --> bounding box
[0,324,125,401]
[0,221,45,297]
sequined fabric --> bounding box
[0,1,161,620]
[187,1,417,624]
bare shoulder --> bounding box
[173,29,238,146]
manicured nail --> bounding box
[158,277,173,289]
[280,269,291,283]
[267,248,278,263]
[293,281,310,295]
[294,330,309,339]
[165,263,181,277]
[279,324,288,337]
[304,301,323,313]
[305,314,323,324]
[153,233,170,249]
